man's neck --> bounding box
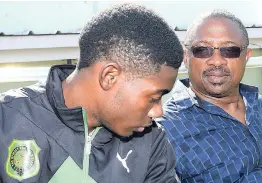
[191,86,246,125]
[62,73,101,132]
[193,88,239,106]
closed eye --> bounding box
[150,97,161,104]
[150,89,170,104]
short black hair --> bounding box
[77,4,183,77]
[184,9,249,46]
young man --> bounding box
[0,4,183,183]
[157,9,262,182]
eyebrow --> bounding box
[155,89,170,95]
[222,41,238,45]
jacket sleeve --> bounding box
[144,123,181,183]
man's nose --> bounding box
[148,103,163,119]
[206,49,228,66]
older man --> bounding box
[157,10,262,182]
[0,4,183,183]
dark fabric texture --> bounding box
[0,65,180,183]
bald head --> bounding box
[184,9,249,46]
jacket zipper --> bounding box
[83,130,96,183]
[82,108,99,183]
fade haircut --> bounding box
[77,4,183,77]
[184,9,249,46]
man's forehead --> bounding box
[193,18,244,45]
[197,18,241,34]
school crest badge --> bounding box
[6,139,40,181]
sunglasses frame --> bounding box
[184,45,248,59]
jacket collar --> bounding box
[166,78,260,122]
[45,64,85,133]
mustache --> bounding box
[203,66,231,75]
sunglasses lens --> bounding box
[191,46,242,58]
[192,46,213,58]
[220,46,241,58]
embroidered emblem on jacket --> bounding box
[116,150,133,173]
[6,139,41,181]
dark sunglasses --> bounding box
[185,45,247,58]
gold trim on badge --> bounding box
[6,139,41,181]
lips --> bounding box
[203,66,231,84]
[205,73,229,84]
[134,121,152,133]
[135,127,145,132]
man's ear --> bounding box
[99,62,121,90]
[245,48,252,64]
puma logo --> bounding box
[116,150,133,173]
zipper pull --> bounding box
[85,135,92,155]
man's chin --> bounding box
[203,81,230,96]
[205,86,230,98]
[118,128,145,138]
